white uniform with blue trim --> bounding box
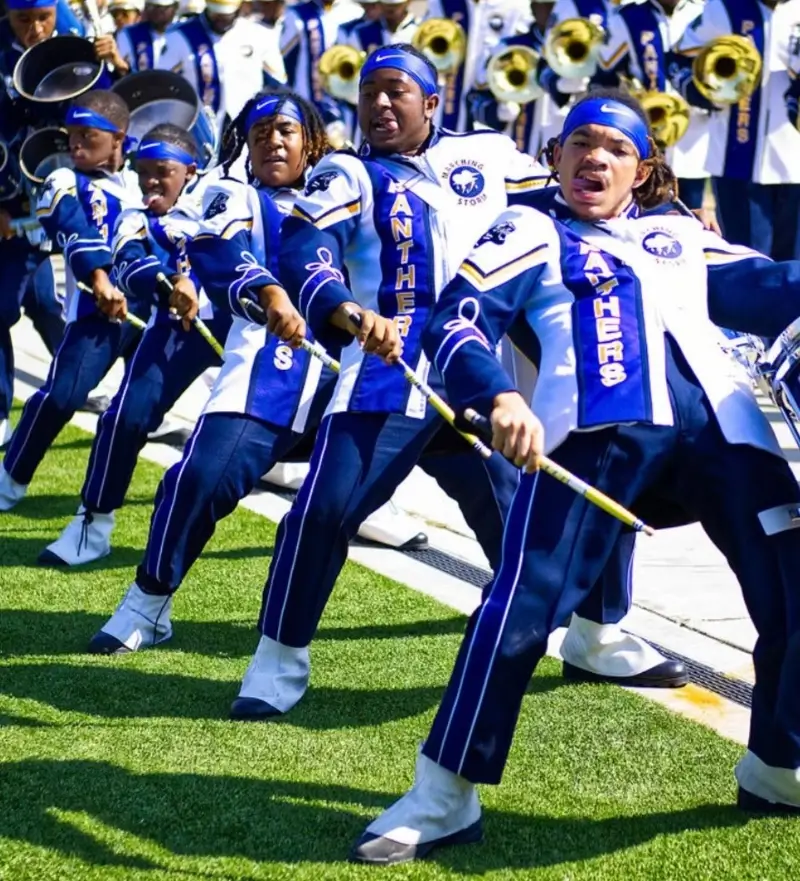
[598,0,711,179]
[158,14,285,134]
[280,0,364,103]
[672,0,800,183]
[284,129,550,418]
[191,178,328,432]
[36,167,142,323]
[112,200,215,323]
[431,205,783,456]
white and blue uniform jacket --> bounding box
[423,190,800,456]
[112,197,215,325]
[277,129,551,419]
[185,178,333,432]
[36,167,142,323]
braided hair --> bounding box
[540,87,679,210]
[219,89,330,182]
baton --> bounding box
[463,408,654,535]
[156,272,225,359]
[345,311,653,536]
[76,280,147,330]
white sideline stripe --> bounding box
[11,363,750,748]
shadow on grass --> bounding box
[0,758,748,871]
[0,609,472,659]
[0,657,472,728]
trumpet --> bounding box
[412,18,467,76]
[692,35,762,105]
[319,45,366,106]
[620,76,690,147]
[486,44,543,104]
[543,17,605,79]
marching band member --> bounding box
[108,0,144,30]
[0,0,68,447]
[0,91,144,511]
[254,0,284,28]
[157,0,286,139]
[229,45,683,724]
[280,0,364,106]
[86,91,333,650]
[595,0,710,209]
[469,0,555,156]
[113,0,181,73]
[425,0,532,132]
[351,90,800,864]
[669,0,800,258]
[341,0,419,50]
[39,123,234,566]
[337,0,381,41]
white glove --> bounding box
[557,76,591,95]
[497,101,522,124]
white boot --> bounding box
[39,506,115,566]
[262,462,310,491]
[350,751,483,865]
[561,614,688,687]
[357,500,428,550]
[736,750,800,813]
[0,463,27,511]
[0,418,11,448]
[88,582,173,654]
[229,635,310,720]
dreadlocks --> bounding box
[219,89,330,181]
[541,87,679,211]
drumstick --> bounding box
[463,408,654,535]
[155,272,225,359]
[76,280,147,330]
[238,297,341,372]
[345,311,654,536]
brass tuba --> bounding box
[486,44,543,104]
[319,45,366,106]
[620,76,690,147]
[692,35,762,105]
[543,17,605,79]
[411,18,467,76]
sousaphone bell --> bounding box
[111,69,219,170]
[19,127,73,193]
[0,141,24,201]
[13,35,111,119]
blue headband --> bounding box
[245,96,305,133]
[6,0,54,9]
[65,106,123,134]
[136,140,195,165]
[359,48,438,98]
[560,97,651,160]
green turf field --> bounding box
[1,404,799,880]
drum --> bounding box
[759,319,800,448]
[111,70,219,171]
[0,141,24,201]
[19,128,73,192]
[13,36,112,120]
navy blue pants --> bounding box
[80,315,231,514]
[0,242,64,421]
[423,336,800,783]
[137,409,326,593]
[676,177,707,212]
[713,179,800,261]
[256,404,637,649]
[3,314,140,485]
